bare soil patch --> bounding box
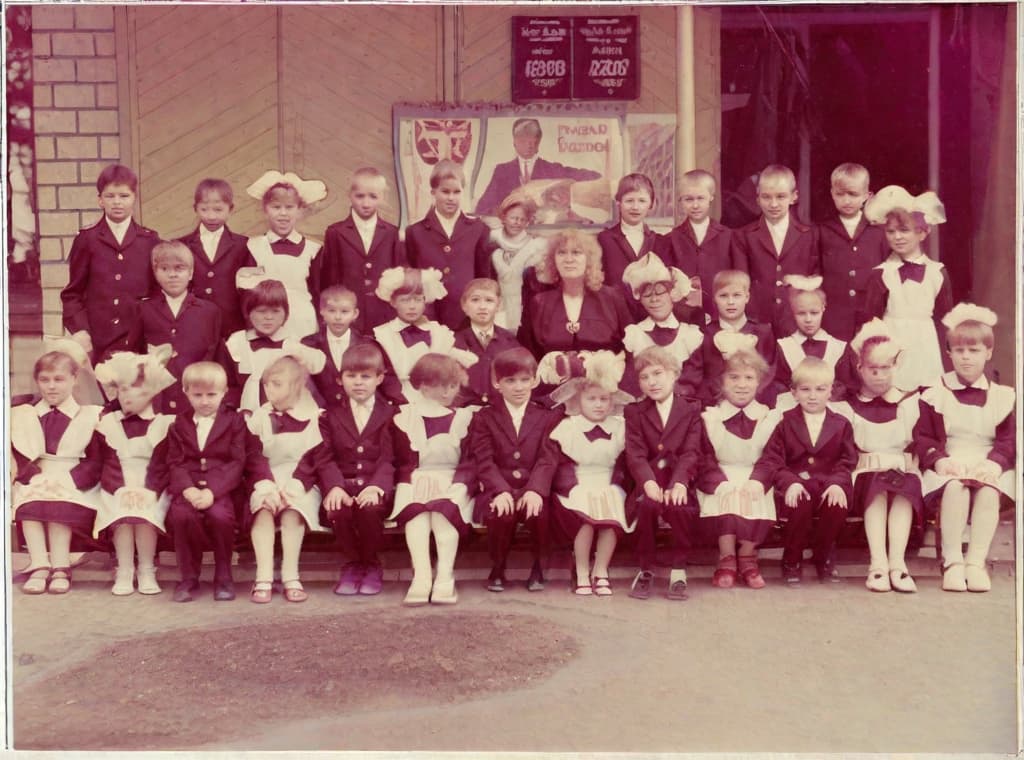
[14,609,579,751]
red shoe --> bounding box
[712,555,737,588]
[738,554,766,589]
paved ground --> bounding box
[10,563,1019,755]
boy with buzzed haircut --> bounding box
[321,167,405,333]
[177,178,250,338]
[453,278,522,407]
[61,163,160,362]
[731,164,820,337]
[657,169,735,326]
[817,163,888,340]
[126,240,223,415]
[302,284,374,409]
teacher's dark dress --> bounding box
[519,285,634,358]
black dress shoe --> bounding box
[486,571,505,592]
[526,564,545,592]
[214,580,236,601]
[173,579,200,603]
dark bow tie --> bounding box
[400,324,432,348]
[584,425,612,442]
[951,385,986,407]
[645,324,677,347]
[423,412,455,438]
[722,411,756,440]
[898,261,926,283]
[121,414,152,439]
[270,238,304,257]
[270,411,310,435]
[250,335,284,351]
[801,337,826,359]
[41,407,70,454]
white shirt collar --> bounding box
[267,230,303,245]
[792,329,824,342]
[944,371,989,391]
[165,290,188,309]
[718,316,748,332]
[266,394,320,421]
[435,210,459,237]
[840,212,862,234]
[655,394,674,421]
[35,396,80,418]
[352,212,377,230]
[857,387,905,403]
[200,225,223,242]
[718,399,766,421]
[641,315,680,330]
[505,399,528,419]
[351,395,375,412]
[691,217,710,232]
[106,215,131,240]
[620,220,644,235]
[327,330,351,343]
[245,326,289,342]
[416,398,453,418]
[901,252,928,264]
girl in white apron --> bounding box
[915,304,1015,593]
[246,354,328,604]
[93,350,178,595]
[546,350,632,596]
[863,186,953,390]
[831,319,923,593]
[697,333,781,590]
[390,353,477,606]
[11,341,102,594]
[238,170,329,340]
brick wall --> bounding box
[31,4,119,336]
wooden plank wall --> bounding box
[126,5,440,240]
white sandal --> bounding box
[889,568,917,593]
[865,567,891,592]
[22,567,50,595]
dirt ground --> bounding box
[10,570,1020,754]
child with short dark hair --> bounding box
[914,304,1015,592]
[321,167,404,333]
[732,164,820,336]
[177,177,250,338]
[657,168,734,326]
[246,355,325,603]
[863,186,953,390]
[751,357,857,584]
[302,285,371,409]
[454,278,522,407]
[469,348,561,591]
[405,159,495,330]
[127,240,223,415]
[11,343,102,594]
[60,163,159,362]
[697,339,780,590]
[817,163,888,340]
[318,343,396,596]
[93,351,177,595]
[598,173,663,319]
[624,347,702,601]
[222,278,326,413]
[239,170,329,339]
[389,353,477,605]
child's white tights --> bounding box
[113,523,158,571]
[22,520,71,570]
[864,494,912,572]
[940,482,1000,567]
[251,509,306,583]
[573,525,617,581]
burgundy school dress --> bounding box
[222,328,326,413]
[10,399,103,539]
[94,409,174,536]
[404,209,495,331]
[817,216,887,340]
[831,389,924,519]
[597,223,664,320]
[621,316,704,398]
[656,219,735,326]
[389,399,477,536]
[60,218,160,361]
[243,231,324,340]
[320,214,405,333]
[773,329,858,404]
[697,400,781,544]
[177,224,251,338]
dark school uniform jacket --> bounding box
[678,318,778,407]
[317,395,397,496]
[404,209,495,331]
[61,217,160,361]
[300,326,374,410]
[321,214,405,333]
[597,223,664,321]
[816,216,887,340]
[624,393,702,492]
[177,225,250,338]
[731,213,820,336]
[750,407,856,496]
[656,219,734,325]
[165,408,267,500]
[453,324,523,407]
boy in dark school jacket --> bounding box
[751,357,857,584]
[453,278,522,407]
[678,270,777,407]
[164,362,273,603]
[60,163,159,362]
[176,178,250,338]
[817,163,888,340]
[317,343,396,596]
[731,164,820,336]
[126,241,223,415]
[404,159,495,331]
[468,348,561,591]
[321,167,405,334]
[656,169,734,326]
[301,285,373,409]
[624,347,702,601]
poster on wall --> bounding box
[393,104,629,231]
[624,113,677,227]
[573,16,639,101]
[512,17,572,102]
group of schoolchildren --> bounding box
[10,155,1015,607]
